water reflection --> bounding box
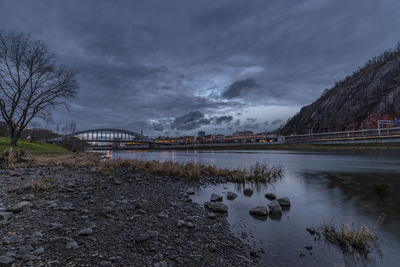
[105,149,400,266]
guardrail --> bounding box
[283,127,400,143]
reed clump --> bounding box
[99,159,283,183]
[308,214,386,257]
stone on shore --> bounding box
[6,201,31,213]
[249,206,268,216]
[227,191,237,200]
[268,200,282,216]
[204,202,228,213]
[0,212,13,221]
[276,197,291,209]
[186,189,195,195]
[243,188,253,196]
[210,193,223,202]
[78,227,93,236]
[0,255,15,267]
[264,193,276,200]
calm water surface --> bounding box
[107,149,400,266]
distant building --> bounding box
[197,131,205,141]
[178,136,196,144]
[232,130,254,137]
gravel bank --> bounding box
[0,165,258,266]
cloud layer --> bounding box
[1,0,399,136]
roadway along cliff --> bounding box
[282,45,400,135]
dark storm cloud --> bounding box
[215,115,233,124]
[1,0,400,135]
[222,78,260,99]
[271,119,283,125]
[171,111,211,131]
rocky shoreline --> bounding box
[0,164,259,266]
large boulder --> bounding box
[227,191,238,200]
[268,200,282,216]
[249,206,268,216]
[210,193,223,202]
[204,202,228,213]
[276,197,291,209]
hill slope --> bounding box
[282,45,400,134]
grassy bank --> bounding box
[0,137,69,155]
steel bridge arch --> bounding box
[68,128,154,143]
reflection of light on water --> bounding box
[106,150,112,159]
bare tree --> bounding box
[0,31,78,146]
[61,121,77,135]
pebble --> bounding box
[177,220,185,227]
[33,247,45,256]
[66,241,79,250]
[78,227,93,236]
[6,201,31,213]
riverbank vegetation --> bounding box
[99,159,283,182]
[307,214,386,257]
[28,153,283,183]
[0,137,68,155]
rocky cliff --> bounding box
[282,45,400,135]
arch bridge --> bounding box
[67,128,155,143]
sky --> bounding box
[0,0,400,137]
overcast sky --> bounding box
[1,0,400,137]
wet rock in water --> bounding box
[78,227,93,236]
[204,202,228,213]
[243,188,253,197]
[264,193,276,200]
[210,193,223,202]
[0,255,15,266]
[268,200,282,216]
[6,201,31,213]
[227,191,237,200]
[249,206,268,216]
[276,197,291,209]
[186,189,195,195]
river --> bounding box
[105,149,400,266]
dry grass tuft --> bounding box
[99,159,283,183]
[26,179,53,191]
[30,152,283,183]
[308,214,386,257]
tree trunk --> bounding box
[9,126,19,146]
